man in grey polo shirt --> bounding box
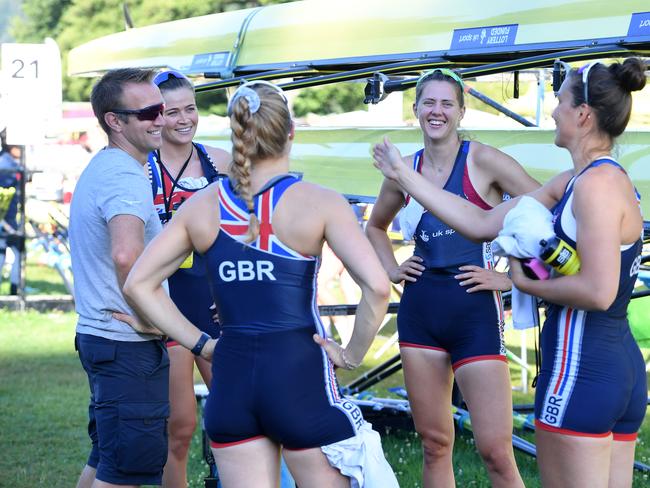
[70,68,168,488]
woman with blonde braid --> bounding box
[124,81,398,487]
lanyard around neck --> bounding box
[158,144,194,217]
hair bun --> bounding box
[612,58,647,93]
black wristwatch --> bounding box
[191,332,211,356]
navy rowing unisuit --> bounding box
[535,158,647,440]
[147,143,221,344]
[202,175,365,448]
[398,141,506,370]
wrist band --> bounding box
[341,348,360,370]
[191,332,211,356]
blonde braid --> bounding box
[230,97,260,243]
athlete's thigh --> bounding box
[195,355,212,388]
[283,447,349,488]
[211,436,281,488]
[455,360,513,447]
[167,345,198,427]
[608,439,636,488]
[400,347,454,435]
[536,428,612,488]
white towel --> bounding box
[398,196,425,241]
[321,421,399,488]
[492,196,555,259]
[511,287,541,330]
[492,196,553,330]
[177,175,209,190]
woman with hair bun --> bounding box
[125,80,398,487]
[373,58,648,487]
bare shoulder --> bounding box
[470,140,514,166]
[182,180,220,213]
[289,180,349,208]
[177,181,220,223]
[174,181,220,252]
[283,182,357,229]
[575,163,633,196]
[469,140,541,195]
[203,144,231,172]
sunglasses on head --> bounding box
[153,70,188,87]
[578,61,600,105]
[416,68,464,90]
[111,103,165,121]
[552,59,572,96]
[553,59,600,103]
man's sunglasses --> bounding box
[111,103,165,121]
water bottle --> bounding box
[521,257,550,280]
[539,236,580,275]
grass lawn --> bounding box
[0,261,70,296]
[1,311,649,487]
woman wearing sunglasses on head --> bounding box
[373,59,648,487]
[125,81,398,487]
[147,70,230,487]
[366,68,540,488]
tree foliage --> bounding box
[9,0,295,101]
[7,0,363,116]
[293,82,367,117]
[10,0,72,43]
[0,0,21,42]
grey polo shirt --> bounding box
[70,147,162,341]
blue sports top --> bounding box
[147,143,220,329]
[148,142,219,226]
[412,141,494,271]
[203,175,322,333]
[550,158,642,320]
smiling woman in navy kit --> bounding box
[147,70,230,488]
[366,69,539,488]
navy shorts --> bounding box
[397,270,506,370]
[76,333,170,485]
[535,307,647,439]
[205,326,362,449]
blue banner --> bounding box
[450,24,518,51]
[189,51,230,73]
[628,12,650,37]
